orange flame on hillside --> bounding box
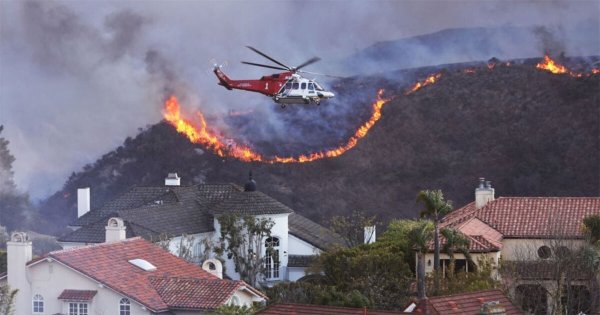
[405,73,442,95]
[536,55,568,74]
[164,90,391,163]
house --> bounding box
[3,224,266,315]
[424,178,600,314]
[404,289,522,315]
[58,173,343,284]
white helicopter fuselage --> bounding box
[273,74,334,105]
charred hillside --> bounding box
[39,60,600,234]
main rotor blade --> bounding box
[295,57,321,71]
[298,70,344,79]
[241,61,289,71]
[246,46,290,70]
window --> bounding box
[69,302,89,315]
[292,83,299,90]
[119,298,131,315]
[32,294,44,313]
[285,82,292,89]
[308,83,315,90]
[537,245,551,259]
[265,237,280,279]
[300,82,307,90]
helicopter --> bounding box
[214,46,335,108]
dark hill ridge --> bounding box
[39,60,600,234]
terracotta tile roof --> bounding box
[45,237,254,312]
[442,197,600,238]
[288,213,345,250]
[257,303,409,314]
[413,289,522,315]
[57,290,97,301]
[149,277,252,310]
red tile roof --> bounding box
[57,290,97,301]
[442,197,600,238]
[257,303,408,315]
[413,289,522,315]
[149,277,247,310]
[43,238,260,312]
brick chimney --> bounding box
[475,178,495,209]
[77,187,91,218]
[105,217,126,242]
[165,173,180,186]
[7,232,32,313]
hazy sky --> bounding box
[1,0,598,199]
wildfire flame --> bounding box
[163,90,391,163]
[405,73,442,95]
[536,55,568,74]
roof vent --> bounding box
[480,301,505,315]
[128,259,157,271]
[165,173,180,186]
[244,171,256,192]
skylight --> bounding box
[128,259,157,271]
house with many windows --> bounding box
[424,178,600,314]
[58,173,343,284]
[3,228,266,315]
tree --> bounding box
[0,284,17,315]
[416,190,453,294]
[0,126,30,230]
[216,214,275,288]
[265,282,370,308]
[407,220,434,300]
[583,215,600,248]
[330,210,376,247]
[440,227,472,280]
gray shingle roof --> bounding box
[60,183,340,252]
[288,213,344,250]
[288,255,316,267]
[210,191,294,215]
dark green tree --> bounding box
[407,220,434,300]
[440,227,472,280]
[216,214,275,288]
[417,189,453,294]
[0,126,30,230]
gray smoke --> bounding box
[0,0,598,198]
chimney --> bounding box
[364,225,376,244]
[202,259,223,279]
[165,173,180,186]
[7,232,32,314]
[475,178,495,209]
[77,187,91,218]
[105,217,126,242]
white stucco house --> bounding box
[2,226,266,315]
[424,178,600,314]
[58,173,343,285]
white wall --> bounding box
[21,260,150,315]
[501,238,584,261]
[288,234,321,256]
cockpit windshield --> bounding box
[314,82,325,91]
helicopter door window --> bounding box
[292,83,299,90]
[301,83,307,90]
[308,83,315,93]
[285,82,292,89]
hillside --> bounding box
[38,58,600,234]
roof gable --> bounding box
[46,238,243,312]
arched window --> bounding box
[230,295,241,306]
[537,245,551,259]
[119,298,131,315]
[32,294,44,313]
[265,237,280,279]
